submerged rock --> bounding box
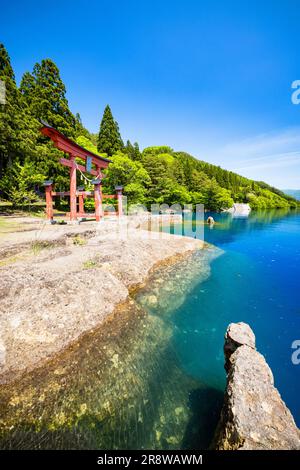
[136,246,222,316]
[213,322,300,450]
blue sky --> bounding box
[2,0,300,188]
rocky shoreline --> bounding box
[0,215,204,384]
[1,215,299,450]
[213,322,300,450]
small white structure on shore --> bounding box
[227,203,251,218]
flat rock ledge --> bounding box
[213,322,300,450]
[0,217,203,384]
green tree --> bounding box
[97,105,124,156]
[168,184,191,205]
[124,140,141,160]
[19,58,94,192]
[143,146,173,157]
[124,182,147,205]
[20,59,75,137]
[103,151,150,204]
[0,160,45,207]
[76,135,102,156]
[142,153,172,203]
[19,71,35,106]
[0,44,38,179]
[74,113,93,140]
[203,180,234,210]
[133,142,141,160]
[0,42,17,175]
[189,169,210,192]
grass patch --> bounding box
[83,259,99,269]
[0,255,21,267]
[72,235,87,246]
[31,240,52,255]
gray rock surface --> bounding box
[213,322,300,449]
[0,216,203,384]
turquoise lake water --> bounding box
[159,209,300,428]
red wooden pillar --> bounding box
[43,180,53,221]
[115,185,123,216]
[69,155,77,221]
[79,195,84,215]
[78,186,84,215]
[92,179,103,222]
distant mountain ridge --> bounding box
[283,190,300,201]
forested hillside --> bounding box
[0,43,298,211]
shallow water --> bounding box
[0,209,299,449]
[0,248,222,449]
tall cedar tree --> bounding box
[20,59,75,138]
[0,44,38,177]
[20,58,93,192]
[97,105,124,156]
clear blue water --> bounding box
[163,209,300,426]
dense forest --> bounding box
[0,43,298,212]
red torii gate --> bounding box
[40,122,123,222]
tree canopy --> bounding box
[97,105,124,157]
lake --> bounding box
[157,209,300,428]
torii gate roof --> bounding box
[40,120,111,170]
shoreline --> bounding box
[0,215,204,385]
[0,228,220,449]
[0,249,211,449]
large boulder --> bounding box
[213,322,300,450]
